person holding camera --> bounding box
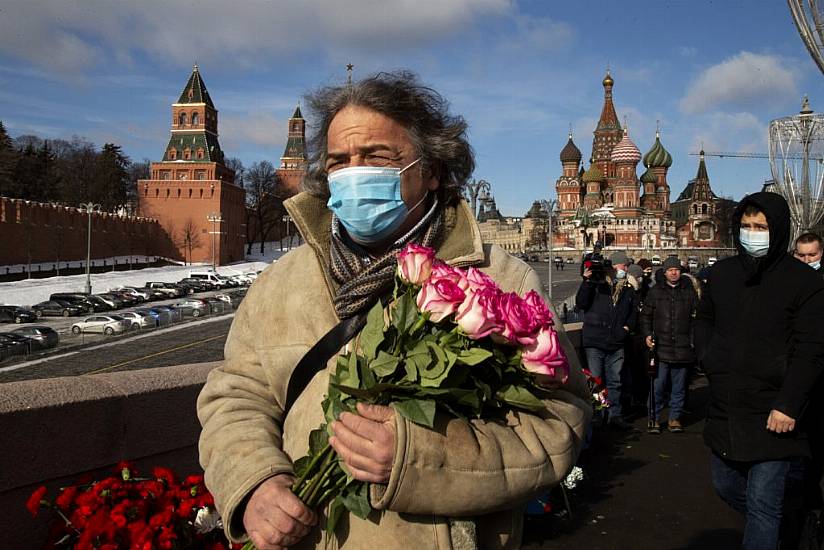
[640,256,699,434]
[576,250,639,430]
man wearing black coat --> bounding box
[695,192,824,550]
[576,250,639,430]
[641,256,698,434]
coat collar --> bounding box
[284,192,486,292]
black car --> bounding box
[10,325,59,350]
[178,278,210,292]
[0,332,31,361]
[31,300,82,318]
[0,305,38,324]
[84,295,115,311]
[202,297,228,314]
[49,293,96,313]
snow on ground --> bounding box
[0,244,288,307]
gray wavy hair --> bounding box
[302,70,474,205]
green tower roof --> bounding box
[640,169,657,184]
[643,133,673,168]
[177,64,215,108]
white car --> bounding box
[651,255,662,266]
[708,257,718,267]
[112,287,149,301]
[118,311,155,329]
[71,315,131,335]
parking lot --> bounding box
[0,274,253,370]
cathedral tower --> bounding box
[641,130,673,213]
[592,70,623,199]
[555,133,582,218]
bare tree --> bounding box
[245,161,285,253]
[178,217,202,265]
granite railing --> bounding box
[0,324,583,548]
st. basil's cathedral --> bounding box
[553,71,729,250]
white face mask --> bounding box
[810,260,821,270]
[739,229,770,258]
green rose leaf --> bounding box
[308,427,328,455]
[341,481,372,520]
[361,301,386,361]
[326,495,346,535]
[370,351,400,377]
[344,351,360,389]
[293,455,312,478]
[358,354,377,389]
[393,399,436,428]
[496,384,545,412]
[457,348,493,366]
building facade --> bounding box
[137,65,246,266]
[672,150,736,247]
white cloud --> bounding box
[679,51,799,114]
[688,111,767,154]
[0,0,511,74]
[678,46,698,57]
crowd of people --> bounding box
[575,193,824,550]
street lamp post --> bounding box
[207,212,223,271]
[543,199,558,303]
[283,215,292,250]
[79,202,101,295]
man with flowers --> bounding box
[197,71,591,549]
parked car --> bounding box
[71,315,130,335]
[111,287,149,302]
[49,293,96,313]
[84,295,114,311]
[134,307,171,326]
[178,278,211,293]
[145,282,185,298]
[565,257,574,264]
[202,297,228,314]
[687,256,699,270]
[188,271,226,288]
[708,256,718,267]
[118,311,155,330]
[152,305,182,323]
[0,333,31,361]
[10,325,59,350]
[100,292,131,308]
[0,305,38,324]
[137,287,170,301]
[651,255,662,266]
[172,299,209,318]
[30,300,83,318]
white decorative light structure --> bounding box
[768,98,824,239]
[788,0,824,76]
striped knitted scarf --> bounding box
[330,197,444,319]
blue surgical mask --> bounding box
[739,228,770,258]
[327,158,424,246]
[810,260,821,270]
[615,269,626,279]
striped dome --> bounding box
[611,130,641,164]
[582,163,605,183]
[643,134,673,168]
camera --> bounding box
[581,252,612,281]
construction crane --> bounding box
[690,151,824,161]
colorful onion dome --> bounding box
[610,129,641,164]
[640,169,657,184]
[582,163,605,183]
[643,132,673,168]
[560,135,582,164]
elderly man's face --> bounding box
[794,241,823,264]
[326,105,440,248]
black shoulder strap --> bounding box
[284,313,367,415]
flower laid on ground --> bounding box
[27,462,238,549]
[582,368,610,410]
[562,466,585,490]
[258,243,571,546]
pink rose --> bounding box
[521,326,569,382]
[524,290,555,328]
[455,286,504,339]
[464,267,498,293]
[416,276,466,323]
[498,292,539,345]
[430,261,465,286]
[397,243,436,286]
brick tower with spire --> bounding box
[592,70,623,201]
[276,105,308,197]
[673,151,723,247]
[138,64,246,265]
[555,132,582,218]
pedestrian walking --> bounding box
[641,256,698,434]
[576,250,639,430]
[695,192,824,550]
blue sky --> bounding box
[1,0,821,216]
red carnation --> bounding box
[26,486,48,517]
[55,486,79,512]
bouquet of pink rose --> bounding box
[249,243,570,545]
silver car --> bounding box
[118,311,155,330]
[172,299,209,318]
[71,315,130,335]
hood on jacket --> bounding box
[732,191,791,281]
[653,268,690,288]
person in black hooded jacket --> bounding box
[695,192,824,550]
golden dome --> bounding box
[603,70,614,87]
